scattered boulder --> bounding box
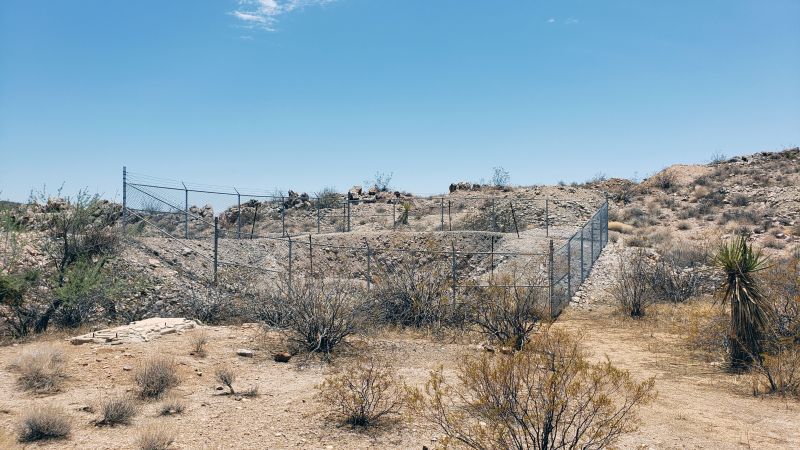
[273,352,292,363]
[236,348,255,358]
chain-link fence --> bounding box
[122,168,608,317]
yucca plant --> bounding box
[714,236,773,370]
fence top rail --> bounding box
[126,174,605,205]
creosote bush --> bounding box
[318,356,404,427]
[18,406,71,442]
[134,356,180,399]
[97,395,139,426]
[408,328,656,450]
[279,278,369,354]
[14,346,67,393]
[611,249,653,317]
[372,260,465,329]
[468,276,546,350]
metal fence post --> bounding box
[451,242,457,304]
[281,196,286,237]
[236,189,241,239]
[347,200,351,232]
[316,199,321,234]
[440,198,444,231]
[213,217,219,284]
[580,226,585,282]
[183,183,189,239]
[545,198,549,237]
[566,238,572,299]
[122,167,127,233]
[392,201,396,230]
[589,218,594,267]
[448,200,452,231]
[548,239,555,318]
[308,234,313,277]
[287,235,293,299]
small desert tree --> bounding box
[469,276,546,350]
[714,236,772,370]
[408,328,656,450]
[611,249,653,318]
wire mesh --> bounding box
[122,169,609,317]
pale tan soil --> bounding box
[1,305,798,449]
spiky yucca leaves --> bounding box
[714,236,773,370]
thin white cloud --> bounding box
[231,0,335,31]
[547,18,556,23]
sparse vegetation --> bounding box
[97,395,139,426]
[136,424,174,450]
[14,346,66,393]
[279,278,369,354]
[189,331,208,357]
[408,328,656,449]
[468,277,546,350]
[18,406,71,442]
[216,365,237,395]
[319,356,404,427]
[611,249,653,317]
[159,397,186,416]
[134,356,180,399]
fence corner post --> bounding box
[213,217,219,285]
[365,242,371,291]
[183,182,189,239]
[122,166,127,234]
[548,239,554,318]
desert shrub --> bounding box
[189,331,208,357]
[730,194,750,207]
[33,191,119,333]
[763,236,786,250]
[649,169,678,191]
[685,301,729,356]
[17,406,71,442]
[53,258,113,328]
[14,346,67,393]
[182,286,234,325]
[625,234,650,248]
[280,278,369,354]
[763,257,800,341]
[0,270,40,337]
[677,221,691,231]
[318,356,404,427]
[753,346,800,398]
[314,187,342,209]
[611,249,654,317]
[468,278,546,350]
[159,397,186,416]
[136,424,175,450]
[372,258,467,329]
[97,395,139,426]
[215,365,237,395]
[408,328,656,450]
[134,356,180,399]
[651,242,709,303]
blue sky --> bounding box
[1,0,799,202]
